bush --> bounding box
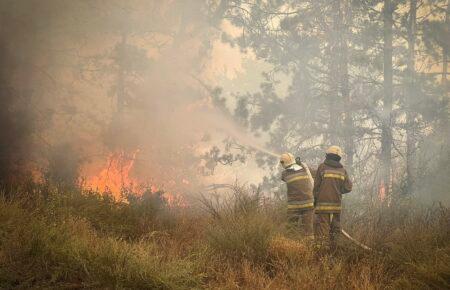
[0,198,201,289]
[207,212,277,263]
[201,186,282,264]
[15,185,176,240]
[0,184,448,289]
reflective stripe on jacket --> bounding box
[282,165,314,212]
[313,159,352,213]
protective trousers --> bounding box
[314,213,341,247]
[288,209,314,237]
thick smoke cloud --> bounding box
[0,0,262,196]
[1,0,447,205]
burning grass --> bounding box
[0,184,448,289]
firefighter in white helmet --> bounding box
[313,146,352,249]
[280,153,314,238]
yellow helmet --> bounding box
[280,153,295,168]
[326,146,343,157]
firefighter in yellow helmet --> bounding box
[280,153,314,238]
[313,146,352,249]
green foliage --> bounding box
[209,0,450,202]
[36,187,176,240]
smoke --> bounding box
[0,0,270,195]
[0,1,43,184]
[0,0,286,200]
[8,0,447,206]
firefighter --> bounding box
[313,146,352,249]
[280,153,314,238]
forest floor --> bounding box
[0,184,448,289]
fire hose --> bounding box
[205,184,372,251]
[298,157,372,251]
[341,229,372,251]
[205,156,373,251]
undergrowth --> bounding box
[0,184,448,289]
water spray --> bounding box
[246,144,280,158]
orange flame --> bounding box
[83,150,140,199]
[82,150,187,207]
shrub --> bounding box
[0,199,201,289]
[32,186,176,240]
[0,184,448,289]
[201,186,281,264]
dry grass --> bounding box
[0,184,448,289]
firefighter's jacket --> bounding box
[313,159,352,213]
[281,164,314,212]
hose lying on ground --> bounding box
[299,160,372,252]
[341,229,372,251]
[205,181,373,252]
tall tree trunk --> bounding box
[443,1,450,142]
[443,1,449,86]
[328,0,341,146]
[382,0,394,193]
[340,0,354,172]
[405,0,417,194]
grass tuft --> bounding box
[0,184,448,289]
